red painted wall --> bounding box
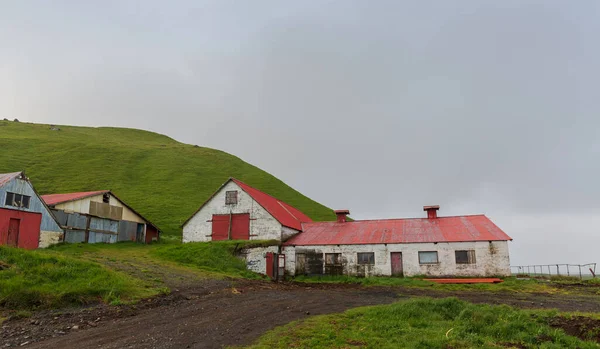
[145,225,159,244]
[0,208,41,249]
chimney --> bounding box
[423,205,440,219]
[334,209,350,223]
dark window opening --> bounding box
[357,252,375,265]
[225,191,238,205]
[419,251,439,264]
[325,253,341,265]
[103,193,110,203]
[5,192,31,209]
[455,250,476,264]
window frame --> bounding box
[225,190,238,205]
[4,192,31,209]
[418,251,439,265]
[325,253,342,266]
[357,252,375,265]
[455,250,476,264]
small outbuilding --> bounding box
[0,172,64,249]
[42,190,160,244]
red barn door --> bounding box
[211,213,250,240]
[7,218,20,247]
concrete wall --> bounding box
[240,246,279,275]
[183,181,283,242]
[54,194,145,223]
[282,241,511,277]
[0,176,63,248]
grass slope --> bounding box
[0,120,335,236]
[0,246,158,309]
[245,298,600,348]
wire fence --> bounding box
[510,263,597,280]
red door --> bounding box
[211,214,250,241]
[7,218,20,247]
[391,252,403,277]
[211,215,229,241]
[266,252,275,279]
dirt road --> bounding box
[3,281,600,349]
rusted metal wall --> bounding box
[54,209,147,244]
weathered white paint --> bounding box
[54,194,145,223]
[39,231,64,248]
[241,246,279,274]
[282,241,511,277]
[182,181,284,242]
[281,226,300,241]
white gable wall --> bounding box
[53,194,145,223]
[183,181,284,242]
[282,241,510,277]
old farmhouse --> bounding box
[42,190,160,244]
[0,172,64,249]
[183,179,512,278]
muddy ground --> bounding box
[2,281,600,349]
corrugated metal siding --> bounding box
[0,176,62,233]
[88,232,117,244]
[65,230,86,243]
[90,217,118,233]
[118,220,138,242]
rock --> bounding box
[71,325,79,330]
[19,342,29,346]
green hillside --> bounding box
[0,120,335,236]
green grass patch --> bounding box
[243,298,600,348]
[293,275,561,294]
[151,240,278,279]
[0,246,158,309]
[0,121,336,236]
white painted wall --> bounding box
[241,246,279,275]
[281,226,300,241]
[182,181,284,242]
[282,241,511,277]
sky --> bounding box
[1,0,599,267]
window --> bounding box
[5,192,31,209]
[419,251,439,264]
[325,253,341,265]
[455,250,476,264]
[357,252,375,265]
[225,191,238,205]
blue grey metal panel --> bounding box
[67,213,88,229]
[51,209,69,226]
[89,231,117,244]
[65,230,86,243]
[0,176,63,232]
[90,217,118,233]
[118,220,138,242]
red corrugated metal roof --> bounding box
[232,179,312,231]
[0,172,21,187]
[284,215,512,245]
[41,190,109,206]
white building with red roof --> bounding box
[184,180,512,278]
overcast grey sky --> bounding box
[1,0,599,266]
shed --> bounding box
[42,190,160,244]
[0,172,64,249]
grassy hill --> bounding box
[0,120,335,236]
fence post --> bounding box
[547,265,551,276]
[556,264,560,276]
[579,265,582,280]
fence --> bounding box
[511,263,597,280]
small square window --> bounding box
[455,250,476,264]
[325,253,341,265]
[225,191,238,205]
[419,251,439,264]
[4,192,30,209]
[357,252,375,265]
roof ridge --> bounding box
[302,214,487,224]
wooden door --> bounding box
[7,218,20,247]
[295,253,306,275]
[391,252,403,277]
[136,223,145,243]
[266,252,275,279]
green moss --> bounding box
[0,121,335,236]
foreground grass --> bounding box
[244,298,600,349]
[0,120,336,236]
[293,275,563,294]
[0,246,159,309]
